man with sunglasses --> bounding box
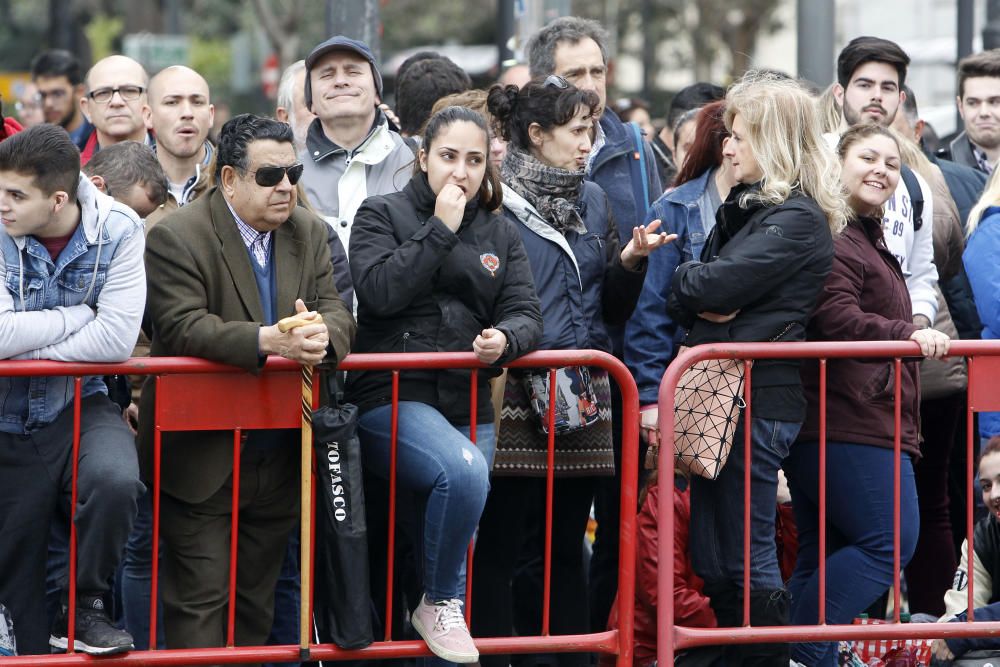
[30,50,91,147]
[139,114,355,652]
[79,55,152,166]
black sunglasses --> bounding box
[544,75,570,89]
[249,163,304,187]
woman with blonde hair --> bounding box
[666,71,844,665]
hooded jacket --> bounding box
[668,184,834,421]
[501,180,645,354]
[299,111,414,256]
[0,175,145,433]
[347,173,543,425]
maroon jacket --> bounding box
[798,217,921,456]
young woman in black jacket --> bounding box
[348,106,543,664]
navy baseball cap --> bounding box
[304,36,383,109]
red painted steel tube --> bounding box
[542,368,557,637]
[605,354,640,667]
[151,375,163,651]
[466,369,478,624]
[656,341,1000,661]
[968,356,977,622]
[226,429,241,647]
[818,359,827,625]
[743,359,752,626]
[67,378,82,653]
[0,631,621,666]
[893,358,902,621]
[385,371,400,641]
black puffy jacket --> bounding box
[668,183,835,420]
[347,172,543,424]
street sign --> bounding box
[123,33,190,74]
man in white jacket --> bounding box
[0,124,145,656]
[831,36,938,327]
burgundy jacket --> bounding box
[798,217,922,456]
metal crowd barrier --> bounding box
[0,349,638,666]
[656,340,1000,666]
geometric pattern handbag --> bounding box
[662,346,749,480]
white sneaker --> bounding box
[411,595,478,664]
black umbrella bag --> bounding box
[312,400,374,649]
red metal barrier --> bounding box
[656,340,1000,666]
[0,349,638,666]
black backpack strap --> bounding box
[900,164,924,231]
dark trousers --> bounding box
[159,443,298,657]
[906,393,963,615]
[472,475,596,667]
[0,394,143,654]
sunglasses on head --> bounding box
[544,75,570,89]
[250,163,304,187]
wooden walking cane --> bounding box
[277,313,321,661]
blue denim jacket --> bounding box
[0,176,145,433]
[624,168,717,405]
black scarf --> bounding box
[500,148,587,234]
[407,170,480,226]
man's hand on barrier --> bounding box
[473,328,507,364]
[909,327,950,359]
[698,309,740,324]
[931,638,954,662]
[262,299,329,365]
[640,405,659,446]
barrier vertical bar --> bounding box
[967,357,976,622]
[892,358,902,621]
[743,359,752,626]
[658,353,677,667]
[542,368,557,636]
[612,359,639,667]
[227,428,242,647]
[818,359,827,624]
[151,376,163,650]
[67,378,83,653]
[465,368,478,624]
[384,371,400,641]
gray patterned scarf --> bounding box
[501,148,587,234]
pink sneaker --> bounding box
[411,595,478,663]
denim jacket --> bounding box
[0,175,145,433]
[624,168,716,405]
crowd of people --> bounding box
[3,14,1000,667]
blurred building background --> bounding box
[0,0,992,137]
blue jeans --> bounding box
[689,416,801,592]
[121,490,165,649]
[359,401,493,601]
[784,441,919,667]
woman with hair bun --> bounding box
[470,77,672,667]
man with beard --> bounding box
[940,50,1000,174]
[832,36,939,331]
[79,56,152,165]
[143,66,215,227]
[30,50,92,147]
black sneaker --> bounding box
[49,596,133,656]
